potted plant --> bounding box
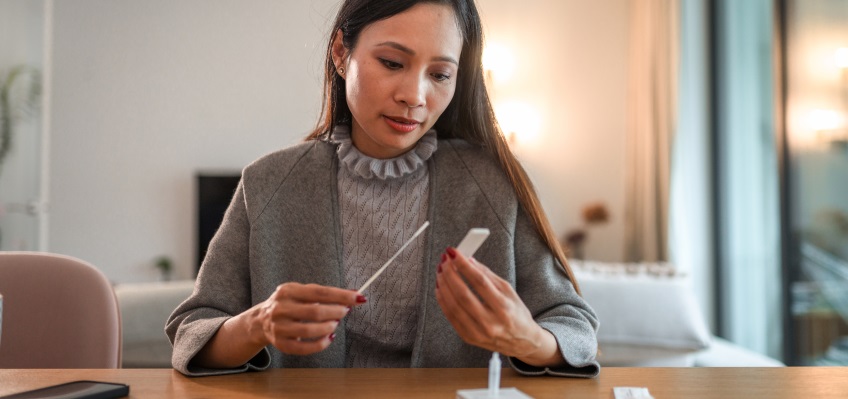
[154,256,174,282]
[563,202,610,260]
[0,65,41,177]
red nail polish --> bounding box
[438,263,442,273]
[441,253,448,262]
[330,333,336,341]
[356,295,367,303]
[446,247,457,259]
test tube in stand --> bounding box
[455,351,532,399]
[489,352,501,397]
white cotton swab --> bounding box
[357,221,430,294]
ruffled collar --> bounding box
[332,125,437,180]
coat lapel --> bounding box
[410,141,493,367]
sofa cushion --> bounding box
[694,336,785,367]
[114,280,195,368]
[572,260,711,366]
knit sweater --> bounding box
[333,126,436,367]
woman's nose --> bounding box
[395,73,426,108]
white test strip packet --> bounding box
[613,387,654,399]
[456,228,490,258]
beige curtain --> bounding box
[624,0,679,262]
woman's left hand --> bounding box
[435,247,564,367]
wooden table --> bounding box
[0,367,846,398]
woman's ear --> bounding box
[331,29,348,76]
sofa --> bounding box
[571,260,784,367]
[114,280,196,368]
[114,262,783,368]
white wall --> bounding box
[48,0,628,283]
[477,0,628,264]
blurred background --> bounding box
[1,0,846,367]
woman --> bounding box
[166,0,599,378]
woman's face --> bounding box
[334,3,463,159]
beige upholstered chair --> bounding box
[0,252,121,368]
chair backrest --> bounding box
[0,252,121,368]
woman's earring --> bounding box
[338,67,345,77]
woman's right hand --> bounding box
[194,283,365,368]
[254,282,366,356]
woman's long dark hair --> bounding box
[306,0,580,294]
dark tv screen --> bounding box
[196,173,241,273]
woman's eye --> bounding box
[432,72,451,82]
[380,59,403,70]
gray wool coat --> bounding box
[165,137,600,378]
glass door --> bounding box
[784,0,848,366]
[0,0,47,251]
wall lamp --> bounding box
[482,43,540,145]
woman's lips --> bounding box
[383,116,421,133]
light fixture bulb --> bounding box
[808,109,841,131]
[835,47,848,69]
[483,43,515,82]
[495,101,541,144]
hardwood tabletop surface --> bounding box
[0,367,846,398]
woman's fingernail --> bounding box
[446,247,458,259]
[441,253,448,262]
[356,295,367,303]
[438,263,442,273]
[330,333,336,341]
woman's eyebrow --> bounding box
[376,41,459,65]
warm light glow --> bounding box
[482,43,514,82]
[807,109,842,131]
[495,101,541,144]
[836,47,848,69]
